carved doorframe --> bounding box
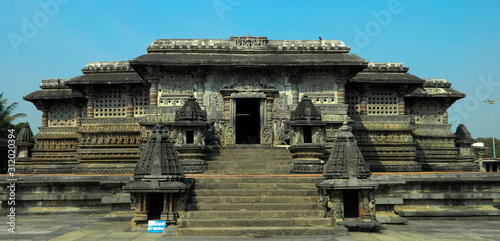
[229,92,267,144]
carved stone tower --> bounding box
[124,120,192,228]
[289,95,327,173]
[318,121,380,231]
[172,95,208,173]
[15,122,35,160]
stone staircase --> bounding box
[205,145,293,175]
[175,146,347,236]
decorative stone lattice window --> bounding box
[367,91,398,115]
[94,89,126,117]
[413,100,442,124]
[158,74,195,106]
[48,102,75,127]
[310,94,335,105]
[133,88,149,116]
[346,92,360,116]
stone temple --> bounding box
[3,36,500,236]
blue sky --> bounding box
[1,0,499,138]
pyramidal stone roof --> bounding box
[323,121,371,179]
[15,122,35,146]
[133,120,184,181]
[175,95,207,122]
[290,94,322,122]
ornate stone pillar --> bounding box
[41,108,49,127]
[266,92,274,127]
[285,67,303,105]
[196,81,206,106]
[291,82,300,105]
[443,111,448,124]
[149,79,159,106]
[398,96,406,115]
[337,81,346,104]
[86,96,95,118]
[192,67,208,106]
[360,95,368,115]
[125,92,134,118]
[75,107,82,126]
[221,90,232,120]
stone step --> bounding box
[207,165,292,171]
[192,203,323,211]
[193,176,320,184]
[178,217,333,228]
[184,210,324,219]
[193,188,319,196]
[175,226,348,236]
[207,160,291,165]
[205,169,293,175]
[189,195,321,204]
[194,182,316,190]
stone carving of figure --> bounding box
[363,196,370,217]
[130,194,138,210]
[262,127,272,144]
[203,124,218,146]
[176,132,183,145]
[369,200,376,220]
[330,197,343,219]
[195,131,203,145]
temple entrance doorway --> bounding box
[147,193,163,220]
[343,190,359,218]
[236,98,260,144]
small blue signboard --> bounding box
[147,220,166,233]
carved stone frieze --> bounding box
[213,69,281,91]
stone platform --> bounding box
[2,214,500,240]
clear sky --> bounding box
[1,0,499,138]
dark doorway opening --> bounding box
[343,190,359,218]
[186,131,194,144]
[303,127,312,143]
[148,193,164,220]
[236,98,260,144]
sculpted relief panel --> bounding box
[212,69,282,91]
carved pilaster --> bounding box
[75,107,82,126]
[266,92,274,126]
[291,82,299,105]
[41,108,49,127]
[148,79,159,106]
[284,67,304,105]
[86,97,95,118]
[360,95,367,115]
[192,67,208,106]
[221,90,232,120]
[125,93,134,118]
[398,96,406,115]
[337,81,346,104]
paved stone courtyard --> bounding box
[1,214,500,241]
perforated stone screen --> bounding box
[94,89,126,117]
[346,92,360,116]
[133,88,149,116]
[413,100,443,124]
[367,91,398,115]
[48,102,75,127]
